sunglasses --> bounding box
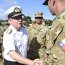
[35,17,43,19]
[11,15,22,20]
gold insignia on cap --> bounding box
[14,7,21,13]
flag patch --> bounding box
[58,41,65,51]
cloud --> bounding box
[0,0,20,19]
[0,9,5,16]
[0,8,6,19]
[4,0,18,7]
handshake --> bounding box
[28,53,48,65]
[33,59,44,65]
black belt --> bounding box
[3,59,24,65]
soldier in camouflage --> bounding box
[27,12,48,60]
[43,0,65,65]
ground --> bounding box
[0,59,3,65]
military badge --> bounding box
[58,39,65,51]
[14,7,21,13]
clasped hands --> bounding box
[33,59,44,65]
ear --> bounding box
[53,0,56,6]
[8,18,12,23]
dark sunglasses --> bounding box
[35,17,43,19]
[11,15,22,20]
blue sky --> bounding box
[0,0,55,20]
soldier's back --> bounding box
[45,9,65,65]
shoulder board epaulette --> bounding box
[6,28,12,34]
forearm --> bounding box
[8,50,33,65]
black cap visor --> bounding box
[8,12,24,19]
[43,0,48,5]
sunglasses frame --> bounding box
[35,17,43,19]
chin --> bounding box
[50,11,56,15]
[51,12,56,15]
[18,26,21,29]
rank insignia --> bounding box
[14,7,21,13]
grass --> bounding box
[0,59,3,65]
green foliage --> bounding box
[0,18,53,27]
[45,19,53,26]
[23,16,32,27]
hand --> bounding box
[44,53,48,59]
[34,59,44,65]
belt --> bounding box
[4,59,24,65]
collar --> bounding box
[9,25,18,33]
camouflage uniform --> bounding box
[27,12,48,60]
[0,25,7,59]
[44,9,65,65]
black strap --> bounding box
[3,59,24,65]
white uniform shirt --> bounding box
[3,25,28,62]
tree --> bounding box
[23,16,32,27]
[45,19,53,26]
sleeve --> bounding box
[3,32,15,54]
[45,23,63,54]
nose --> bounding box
[17,19,22,24]
[19,19,22,22]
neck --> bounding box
[12,25,21,31]
[56,7,65,16]
[36,22,42,25]
[55,1,65,16]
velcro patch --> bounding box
[58,39,65,51]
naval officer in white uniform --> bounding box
[3,6,43,65]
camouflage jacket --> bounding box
[27,22,48,60]
[45,9,65,65]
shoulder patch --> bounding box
[58,39,65,51]
[6,28,12,34]
[57,32,65,52]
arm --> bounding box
[8,50,34,65]
[9,50,44,65]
